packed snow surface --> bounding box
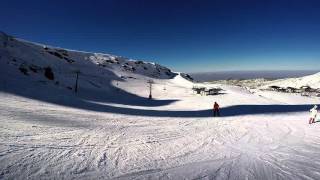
[1,32,320,179]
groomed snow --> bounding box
[1,33,320,179]
[1,79,320,179]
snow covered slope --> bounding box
[1,32,320,180]
[262,72,320,89]
[0,31,182,97]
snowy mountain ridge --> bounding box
[0,31,186,94]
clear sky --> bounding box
[1,0,320,72]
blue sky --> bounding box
[1,0,320,72]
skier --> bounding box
[213,102,220,117]
[309,105,318,124]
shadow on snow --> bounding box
[0,64,316,118]
[1,85,315,118]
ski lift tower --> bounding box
[73,69,81,93]
[147,80,154,99]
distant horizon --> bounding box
[188,69,320,74]
[189,69,320,81]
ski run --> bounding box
[1,32,320,179]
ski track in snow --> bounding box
[1,33,320,179]
[1,85,320,180]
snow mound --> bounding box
[170,73,194,88]
[262,72,320,89]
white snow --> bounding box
[1,32,320,179]
[262,72,320,89]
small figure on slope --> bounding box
[213,102,220,117]
[309,105,318,124]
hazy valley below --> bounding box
[190,70,320,82]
